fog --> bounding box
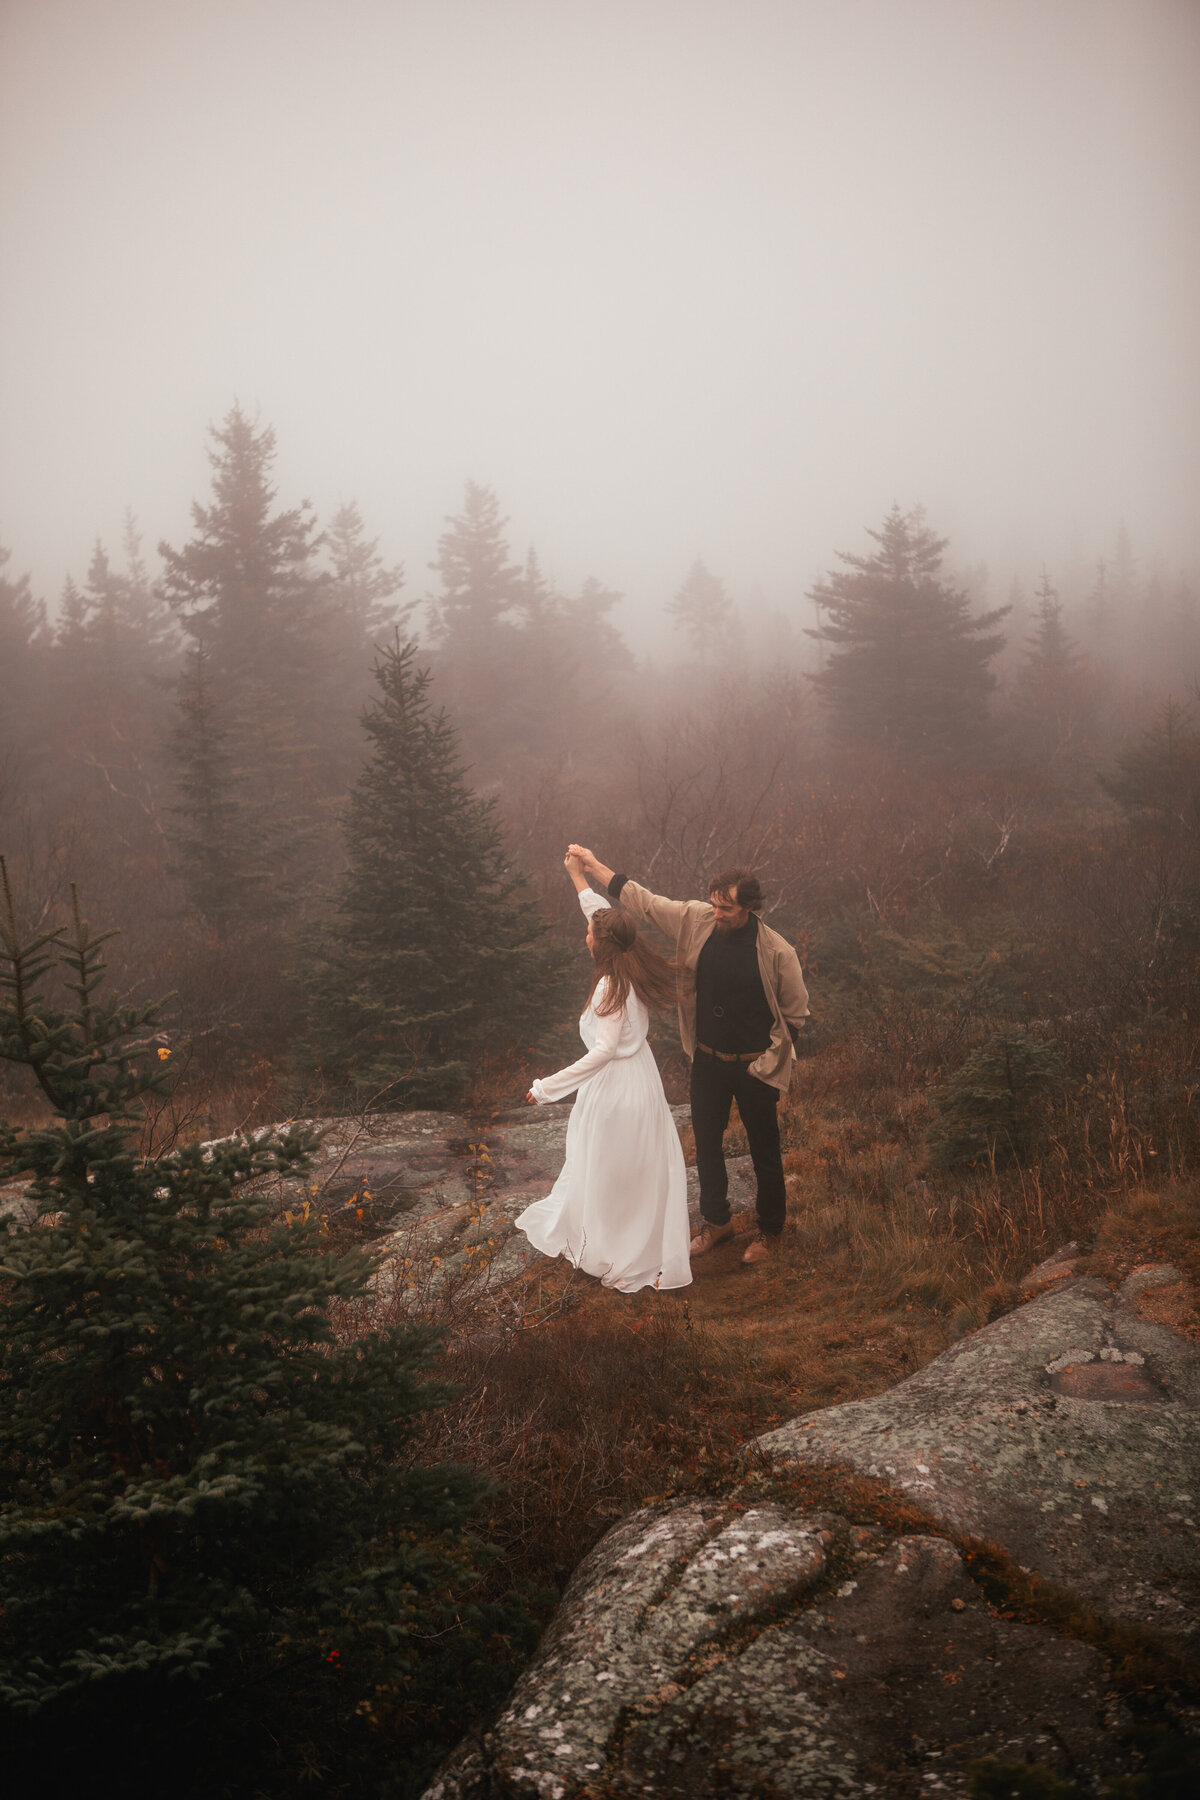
[2,0,1198,639]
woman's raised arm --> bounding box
[567,844,615,890]
[563,850,591,894]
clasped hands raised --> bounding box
[565,843,601,877]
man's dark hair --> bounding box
[708,867,763,911]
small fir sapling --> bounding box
[0,860,530,1790]
[928,1027,1064,1170]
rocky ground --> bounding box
[758,1261,1200,1642]
[7,1103,1197,1795]
[263,1099,760,1307]
[423,1257,1199,1799]
[278,1109,1198,1800]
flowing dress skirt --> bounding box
[516,1040,692,1293]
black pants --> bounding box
[690,1053,786,1236]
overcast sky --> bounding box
[1,0,1197,637]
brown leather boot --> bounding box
[742,1233,780,1265]
[689,1222,734,1256]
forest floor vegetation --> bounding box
[6,985,1196,1799]
[383,1062,1200,1619]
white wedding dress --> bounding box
[516,892,692,1293]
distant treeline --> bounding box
[2,403,1199,1117]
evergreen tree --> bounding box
[168,632,258,938]
[577,575,635,695]
[0,864,532,1794]
[427,482,526,764]
[0,544,45,664]
[1101,698,1200,842]
[0,545,48,782]
[428,480,522,644]
[326,499,406,643]
[667,559,733,659]
[507,557,634,766]
[1167,575,1200,681]
[1083,556,1114,661]
[1142,556,1168,680]
[998,575,1029,677]
[325,500,406,633]
[1024,574,1077,677]
[928,1029,1064,1169]
[807,506,1008,761]
[159,406,332,928]
[298,636,568,1107]
[55,575,87,644]
[516,544,555,631]
[53,533,176,794]
[83,538,157,679]
[504,548,580,760]
[322,501,410,789]
[426,484,634,775]
[160,405,327,682]
[1012,572,1090,764]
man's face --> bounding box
[710,888,750,933]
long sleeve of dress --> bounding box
[530,888,623,1104]
[531,1003,626,1103]
[578,888,611,921]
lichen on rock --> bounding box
[422,1262,1199,1799]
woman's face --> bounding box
[585,919,596,957]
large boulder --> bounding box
[423,1499,1127,1798]
[422,1266,1199,1798]
[758,1265,1200,1639]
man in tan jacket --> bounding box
[567,846,809,1264]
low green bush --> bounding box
[0,870,536,1796]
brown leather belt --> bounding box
[696,1043,763,1063]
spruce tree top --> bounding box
[428,481,522,642]
[158,404,325,677]
[808,506,1008,761]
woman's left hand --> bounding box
[525,1088,537,1104]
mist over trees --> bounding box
[1,401,1198,1124]
[7,401,1200,1797]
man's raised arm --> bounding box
[568,845,701,939]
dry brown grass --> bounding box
[392,1048,1200,1613]
[135,1051,286,1153]
[0,1049,286,1147]
[419,1276,757,1586]
[1087,1178,1200,1293]
[775,1076,1107,1329]
[12,1000,1188,1622]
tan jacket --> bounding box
[613,878,810,1092]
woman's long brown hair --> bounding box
[586,906,679,1017]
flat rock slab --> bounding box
[423,1499,1127,1800]
[756,1267,1200,1639]
[266,1104,738,1310]
[7,1102,750,1303]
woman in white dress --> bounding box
[516,854,692,1293]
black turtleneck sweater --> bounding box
[694,914,774,1053]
